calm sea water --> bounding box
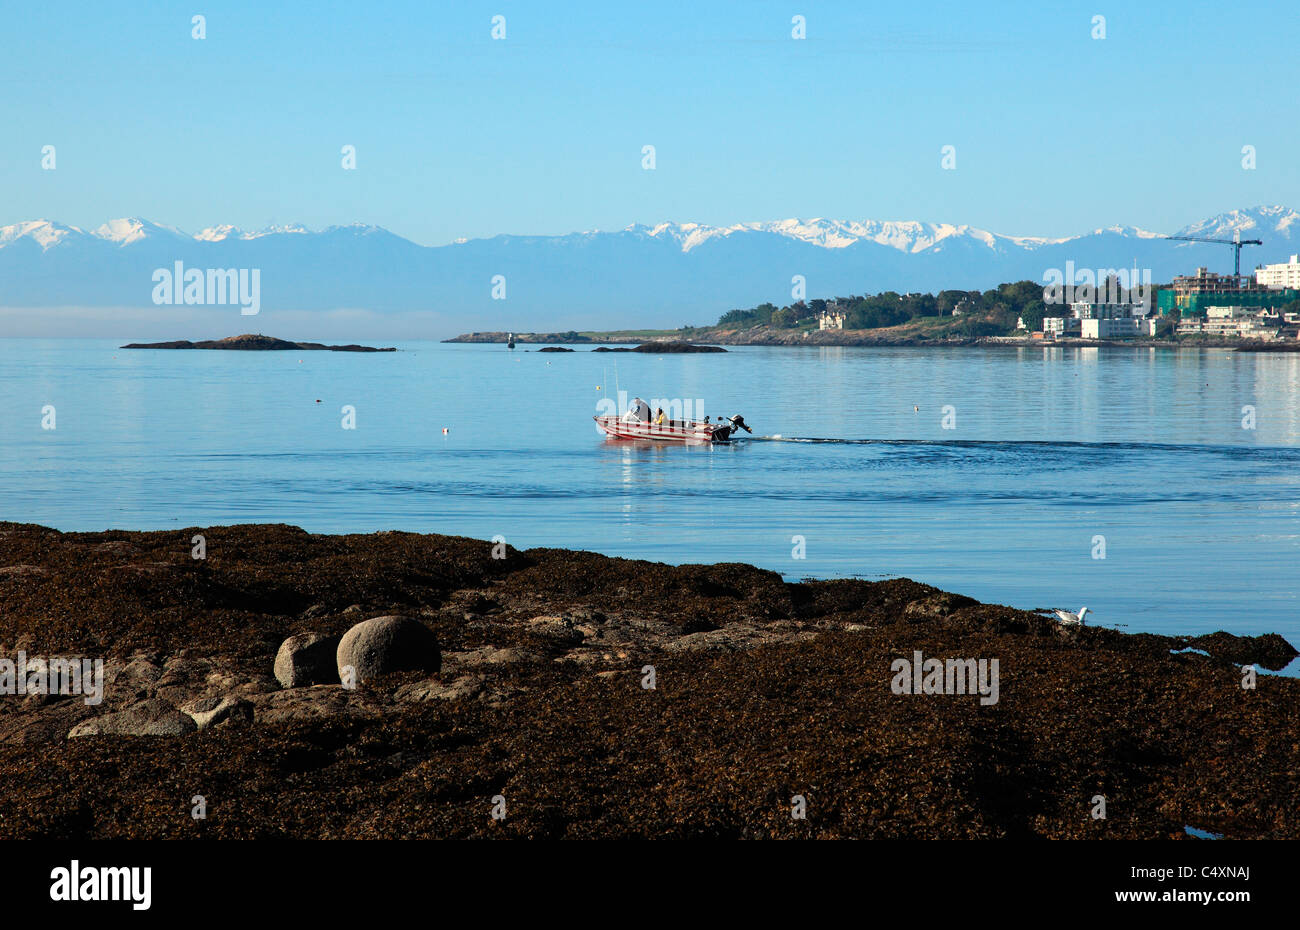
[3,339,1298,670]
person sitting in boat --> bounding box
[656,408,666,426]
[623,397,651,423]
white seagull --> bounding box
[1052,606,1090,626]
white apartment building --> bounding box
[1042,317,1080,336]
[1046,300,1153,338]
[1069,301,1147,320]
[1081,317,1158,339]
[1256,255,1300,290]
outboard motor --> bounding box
[713,414,750,440]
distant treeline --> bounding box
[715,280,1124,334]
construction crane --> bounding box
[1163,232,1263,277]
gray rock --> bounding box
[154,656,277,710]
[903,593,977,621]
[68,698,197,738]
[274,632,342,688]
[663,626,818,654]
[555,648,603,667]
[154,654,210,694]
[521,615,585,650]
[182,695,254,730]
[107,655,163,697]
[248,686,381,726]
[450,645,542,668]
[392,675,486,703]
[336,615,440,684]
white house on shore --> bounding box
[818,310,845,330]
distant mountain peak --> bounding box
[1089,224,1162,239]
[194,224,244,242]
[1175,205,1300,240]
[249,223,310,238]
[0,219,82,251]
[92,217,188,245]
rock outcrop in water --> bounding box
[121,334,396,352]
[591,342,726,353]
[0,521,1296,839]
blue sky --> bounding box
[2,0,1295,245]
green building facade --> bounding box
[1157,288,1300,316]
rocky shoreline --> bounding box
[1,521,1296,839]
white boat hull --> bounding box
[594,415,733,443]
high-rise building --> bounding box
[1157,266,1298,315]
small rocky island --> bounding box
[121,334,396,352]
[592,342,725,353]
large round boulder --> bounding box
[336,615,441,684]
[275,632,342,688]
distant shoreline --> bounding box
[444,330,1283,351]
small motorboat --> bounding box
[595,405,751,443]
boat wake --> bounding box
[740,436,1300,458]
[738,437,1300,465]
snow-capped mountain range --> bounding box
[632,218,1074,253]
[0,217,351,250]
[2,207,1297,336]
